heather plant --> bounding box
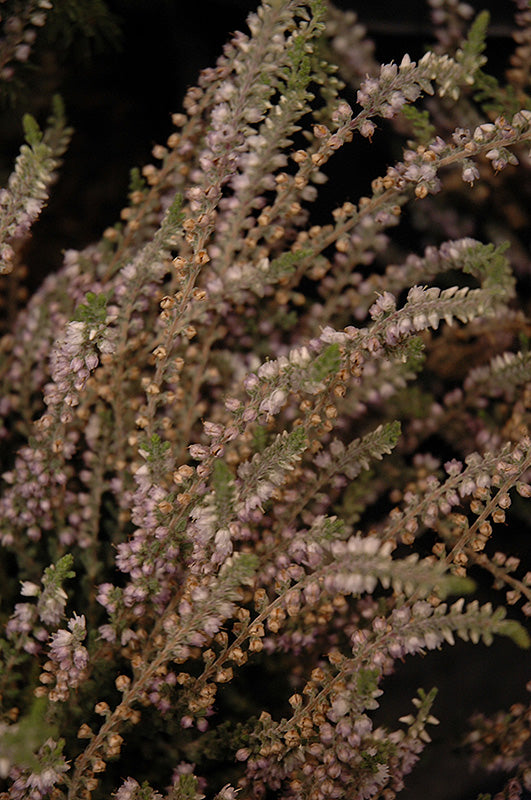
[1,1,531,799]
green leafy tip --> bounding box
[498,619,531,649]
[73,292,108,325]
[50,94,66,124]
[22,114,43,147]
[129,166,147,195]
[269,249,313,281]
[166,192,185,228]
[310,343,342,383]
[402,106,436,145]
[43,554,75,584]
[462,10,490,60]
[139,433,171,463]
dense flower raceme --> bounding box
[0,96,71,275]
[1,1,531,799]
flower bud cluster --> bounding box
[0,1,52,83]
[42,613,89,702]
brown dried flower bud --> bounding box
[115,675,131,692]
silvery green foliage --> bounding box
[0,1,531,799]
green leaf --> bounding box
[50,94,66,125]
[219,551,259,586]
[461,241,512,291]
[171,774,202,800]
[73,291,108,324]
[252,425,269,453]
[139,433,171,463]
[212,459,236,526]
[333,421,401,481]
[461,10,490,61]
[269,249,312,281]
[43,554,75,585]
[129,166,146,194]
[401,106,436,145]
[212,459,234,496]
[309,343,341,383]
[497,619,531,649]
[22,114,43,147]
[473,70,522,117]
[0,697,59,771]
[166,192,185,229]
[435,575,476,599]
[310,515,346,543]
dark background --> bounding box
[1,2,529,798]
